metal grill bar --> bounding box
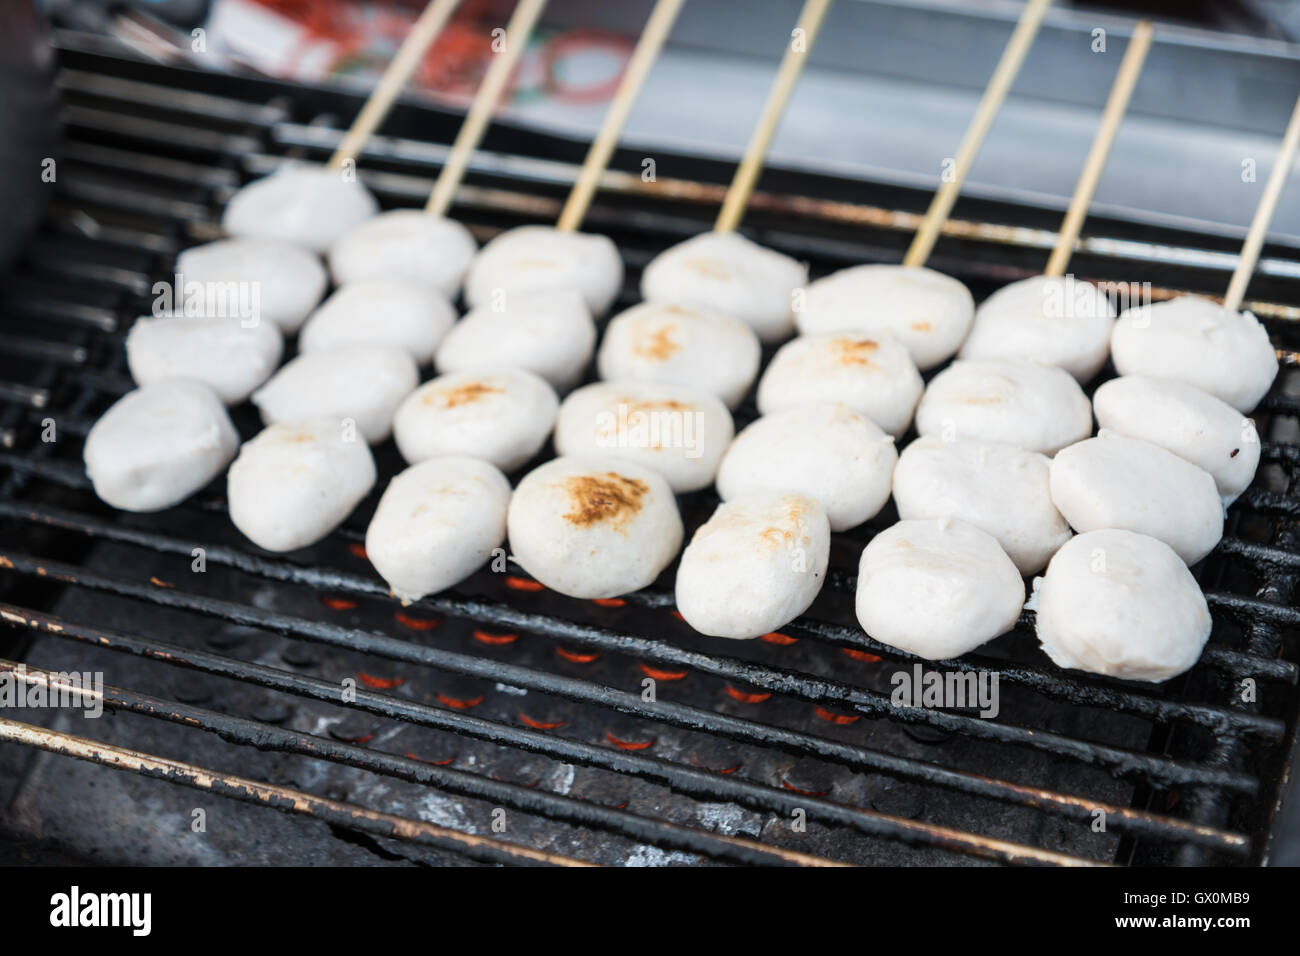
[0,718,592,868]
[0,610,1102,867]
[0,638,1096,866]
[0,659,849,867]
[0,550,1262,797]
[0,599,1248,855]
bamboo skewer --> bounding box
[555,0,688,232]
[714,0,833,234]
[1223,89,1300,312]
[1043,20,1153,278]
[327,0,464,170]
[902,0,1052,268]
[425,0,549,217]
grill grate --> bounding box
[1,40,1298,866]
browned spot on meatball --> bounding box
[831,337,880,367]
[620,398,691,413]
[683,257,730,280]
[632,324,680,362]
[758,497,810,550]
[562,473,649,531]
[426,381,504,409]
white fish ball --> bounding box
[1111,295,1277,412]
[1092,375,1260,504]
[675,493,830,640]
[597,301,761,409]
[83,380,238,513]
[365,456,511,603]
[553,380,734,493]
[175,237,327,333]
[298,279,456,365]
[393,368,558,473]
[436,289,596,392]
[892,437,1072,576]
[328,209,477,296]
[855,518,1025,660]
[958,274,1116,382]
[126,314,283,405]
[221,164,378,254]
[251,345,418,444]
[640,231,808,342]
[716,402,896,532]
[915,359,1092,455]
[1031,529,1212,682]
[1048,432,1224,565]
[757,331,923,437]
[507,456,683,599]
[464,225,623,316]
[796,264,974,370]
[228,418,376,552]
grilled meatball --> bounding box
[959,274,1116,382]
[915,359,1092,455]
[507,456,683,599]
[855,518,1025,660]
[222,164,378,254]
[1032,529,1211,682]
[640,231,807,342]
[598,301,761,409]
[1111,295,1277,412]
[83,380,238,513]
[366,457,511,602]
[464,225,623,316]
[228,418,376,552]
[796,264,974,370]
[393,368,558,473]
[676,492,830,640]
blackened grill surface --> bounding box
[1,41,1298,866]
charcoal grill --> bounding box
[2,33,1299,868]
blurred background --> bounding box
[17,0,1300,243]
[24,0,1300,241]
